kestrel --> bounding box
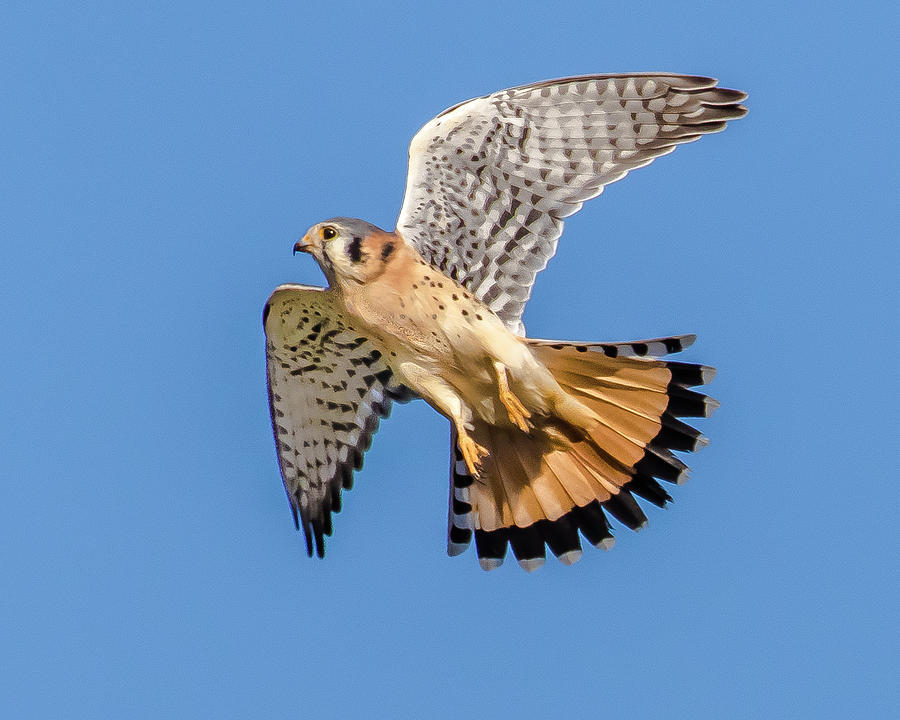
[264,73,746,570]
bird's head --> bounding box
[294,218,398,286]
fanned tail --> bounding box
[446,334,716,571]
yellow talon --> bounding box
[499,389,531,432]
[494,361,531,432]
[458,433,488,477]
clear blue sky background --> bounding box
[2,1,897,718]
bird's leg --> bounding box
[398,361,488,476]
[493,361,531,432]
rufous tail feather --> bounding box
[451,336,716,572]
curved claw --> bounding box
[458,433,488,477]
[500,388,531,432]
[494,361,531,432]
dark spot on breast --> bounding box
[475,314,482,321]
[461,309,469,316]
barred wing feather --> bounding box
[263,285,412,556]
[396,73,747,334]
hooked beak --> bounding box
[293,235,312,255]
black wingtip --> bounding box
[302,524,314,557]
[314,528,326,558]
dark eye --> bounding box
[322,226,337,240]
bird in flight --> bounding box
[264,73,746,570]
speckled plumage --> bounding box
[263,285,413,557]
[396,73,747,334]
[264,73,746,569]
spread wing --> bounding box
[396,73,747,334]
[263,284,413,556]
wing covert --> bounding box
[395,73,747,334]
[263,284,412,557]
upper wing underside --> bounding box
[396,73,747,334]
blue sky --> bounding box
[2,1,897,717]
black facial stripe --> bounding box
[348,237,363,263]
[381,242,395,262]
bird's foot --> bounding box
[493,361,531,432]
[458,431,489,477]
[499,388,531,432]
